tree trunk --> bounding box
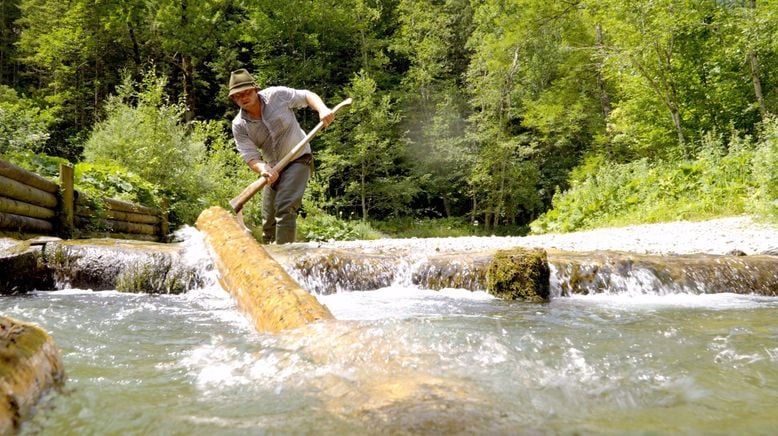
[748,1,767,119]
[179,0,195,122]
[361,160,368,221]
[181,54,195,123]
[669,102,685,148]
[595,23,612,120]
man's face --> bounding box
[231,88,258,110]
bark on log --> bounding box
[75,205,160,225]
[75,194,160,216]
[0,316,64,434]
[0,196,55,220]
[195,206,334,332]
[0,212,53,233]
[0,175,57,208]
[0,160,58,193]
[74,216,158,235]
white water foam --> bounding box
[565,292,778,309]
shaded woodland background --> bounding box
[2,0,777,237]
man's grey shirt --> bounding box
[232,86,311,167]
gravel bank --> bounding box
[320,216,778,256]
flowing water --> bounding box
[2,233,778,435]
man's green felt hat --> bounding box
[228,69,258,97]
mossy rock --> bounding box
[487,248,550,302]
[0,316,65,434]
[115,253,203,294]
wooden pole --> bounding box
[59,164,75,236]
[159,198,169,242]
[0,212,54,233]
[0,159,58,193]
[75,206,161,224]
[0,196,56,220]
[0,175,57,208]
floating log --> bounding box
[0,212,53,233]
[195,206,334,332]
[0,316,64,434]
[0,160,58,193]
[0,196,55,220]
[0,175,57,208]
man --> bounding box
[228,68,334,244]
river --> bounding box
[2,234,777,434]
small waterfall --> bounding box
[550,251,778,297]
[273,244,778,297]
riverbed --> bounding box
[3,218,778,434]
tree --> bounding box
[315,72,409,220]
[392,0,475,217]
[82,71,210,223]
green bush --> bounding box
[530,130,764,234]
[0,86,53,155]
[83,71,215,225]
[74,162,159,207]
[751,116,778,220]
[298,208,383,242]
[1,150,69,179]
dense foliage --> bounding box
[2,0,777,237]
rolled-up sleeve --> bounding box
[275,87,310,110]
[232,121,261,163]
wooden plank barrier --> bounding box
[0,160,58,235]
[0,159,168,241]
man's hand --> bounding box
[306,91,335,127]
[249,160,278,184]
[319,107,334,127]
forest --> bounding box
[1,0,777,239]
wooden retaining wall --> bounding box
[0,159,168,241]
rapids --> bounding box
[2,227,777,434]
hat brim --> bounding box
[228,83,258,98]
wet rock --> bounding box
[290,249,396,294]
[762,247,778,256]
[0,316,64,434]
[44,240,203,294]
[0,238,203,294]
[0,242,53,294]
[551,250,778,296]
[486,248,550,302]
[412,252,491,291]
[270,245,778,297]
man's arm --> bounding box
[305,92,335,127]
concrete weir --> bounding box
[195,206,334,333]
